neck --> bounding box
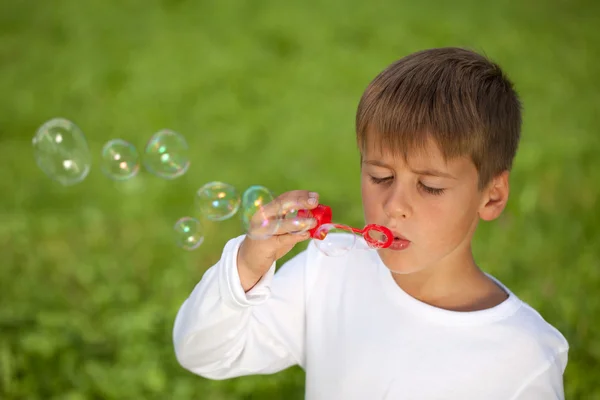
[390,252,507,312]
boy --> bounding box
[173,47,569,399]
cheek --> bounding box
[421,195,477,241]
[360,178,371,203]
[360,181,379,219]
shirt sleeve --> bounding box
[172,235,312,379]
[510,349,569,400]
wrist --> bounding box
[236,250,266,292]
[238,265,263,292]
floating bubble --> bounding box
[100,139,140,181]
[314,224,356,257]
[143,129,190,179]
[241,185,282,239]
[32,118,91,186]
[195,181,241,221]
[174,217,204,250]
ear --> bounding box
[479,171,510,221]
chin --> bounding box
[377,250,425,275]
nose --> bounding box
[383,182,412,220]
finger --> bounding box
[275,231,312,248]
[275,217,317,235]
[248,216,317,238]
[274,190,320,213]
[247,190,319,222]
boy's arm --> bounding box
[172,235,310,379]
[510,349,568,400]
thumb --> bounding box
[274,231,311,250]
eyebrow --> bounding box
[362,160,457,179]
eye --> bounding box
[418,181,445,196]
[370,176,393,185]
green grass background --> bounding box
[1,0,598,398]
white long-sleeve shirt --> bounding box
[173,234,569,399]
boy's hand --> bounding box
[237,190,319,292]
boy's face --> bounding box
[360,137,508,275]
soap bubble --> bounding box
[100,139,140,180]
[195,181,241,221]
[282,205,314,235]
[32,118,91,186]
[241,185,282,239]
[313,224,356,257]
[143,129,190,179]
[174,217,204,250]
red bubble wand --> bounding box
[297,204,393,249]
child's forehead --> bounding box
[362,136,447,166]
[361,136,478,180]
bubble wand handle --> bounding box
[336,225,363,235]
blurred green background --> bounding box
[1,0,598,398]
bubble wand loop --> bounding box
[297,204,394,249]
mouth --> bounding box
[390,230,409,242]
[388,230,411,250]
